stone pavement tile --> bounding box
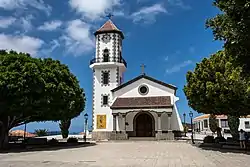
[0,161,91,167]
[197,148,250,167]
[1,142,250,167]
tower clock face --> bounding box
[102,34,111,44]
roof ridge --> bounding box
[111,75,177,93]
[96,19,121,32]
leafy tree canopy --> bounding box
[206,0,250,73]
[184,50,250,117]
[0,50,85,148]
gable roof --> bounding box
[110,96,172,109]
[94,19,124,39]
[111,74,177,94]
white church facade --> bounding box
[89,19,183,140]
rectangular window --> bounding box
[103,96,108,105]
[245,121,250,129]
[102,72,109,85]
[204,119,208,128]
[221,119,229,128]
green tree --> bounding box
[228,115,240,141]
[34,129,48,137]
[206,0,250,73]
[0,50,85,149]
[184,50,250,139]
[209,114,218,134]
[59,119,71,139]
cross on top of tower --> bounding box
[140,64,146,75]
[106,13,114,20]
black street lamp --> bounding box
[23,122,27,144]
[189,111,195,144]
[84,113,88,143]
[183,113,186,137]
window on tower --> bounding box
[102,71,109,85]
[103,49,109,62]
[103,95,108,105]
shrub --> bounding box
[226,137,234,143]
[173,130,182,137]
[67,137,78,143]
[183,125,189,133]
[214,137,226,143]
[203,136,215,143]
[34,129,48,137]
[48,138,59,145]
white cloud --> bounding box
[60,19,95,56]
[69,0,121,20]
[0,16,16,28]
[19,15,33,32]
[131,4,167,24]
[113,10,125,17]
[0,0,52,15]
[40,39,60,57]
[49,40,60,51]
[38,20,62,31]
[165,60,192,74]
[0,33,44,56]
[137,0,150,3]
[167,0,191,10]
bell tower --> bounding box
[90,18,127,139]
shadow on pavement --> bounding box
[196,143,250,155]
[0,142,97,154]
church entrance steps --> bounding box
[128,137,157,141]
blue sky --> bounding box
[0,0,223,133]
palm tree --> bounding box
[34,129,48,137]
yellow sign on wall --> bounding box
[97,115,106,129]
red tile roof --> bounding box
[9,130,36,137]
[194,114,250,121]
[94,19,124,38]
[110,96,173,109]
[97,20,119,31]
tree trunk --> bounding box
[59,119,71,139]
[228,115,240,141]
[0,121,9,149]
[216,127,222,138]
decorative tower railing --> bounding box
[90,57,127,68]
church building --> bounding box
[89,18,183,140]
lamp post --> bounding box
[23,122,27,144]
[189,111,195,144]
[183,113,186,137]
[84,113,88,143]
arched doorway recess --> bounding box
[134,112,155,137]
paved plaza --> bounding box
[0,141,250,167]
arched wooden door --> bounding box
[135,113,154,137]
